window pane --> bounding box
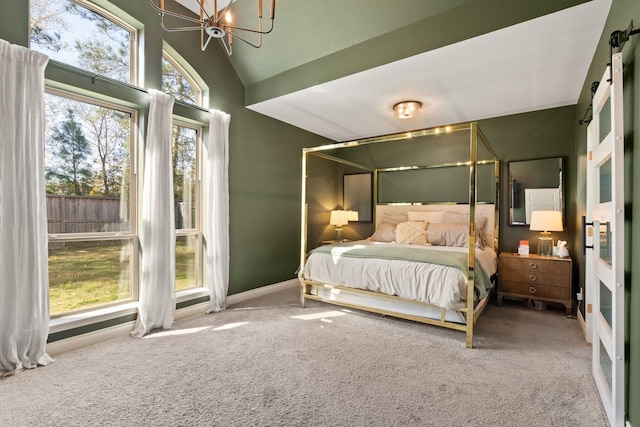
[48,240,132,315]
[599,222,612,266]
[600,281,612,329]
[173,125,197,230]
[599,341,613,393]
[598,158,612,204]
[176,235,198,290]
[30,0,132,83]
[162,55,200,105]
[44,93,132,233]
[598,97,611,144]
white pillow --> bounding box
[442,211,469,224]
[395,221,429,245]
[407,210,444,223]
[382,213,408,224]
[370,222,397,242]
[426,223,468,247]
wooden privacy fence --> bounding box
[46,195,194,234]
[47,195,125,234]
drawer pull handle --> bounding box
[529,274,537,282]
[529,263,537,270]
[528,286,536,294]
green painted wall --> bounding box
[0,1,330,298]
[478,107,577,254]
[574,0,640,422]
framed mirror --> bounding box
[508,157,563,225]
[343,173,373,222]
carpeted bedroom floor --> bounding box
[0,284,608,427]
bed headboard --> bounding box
[375,204,496,249]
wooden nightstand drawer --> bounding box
[500,269,571,287]
[499,280,570,301]
[497,252,573,314]
[501,256,571,275]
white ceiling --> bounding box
[246,0,612,142]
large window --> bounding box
[162,52,202,106]
[45,90,137,315]
[173,122,201,290]
[30,0,136,84]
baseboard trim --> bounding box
[577,310,588,341]
[227,279,299,306]
[46,321,135,357]
[45,279,299,356]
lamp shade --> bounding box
[330,210,358,226]
[529,210,563,232]
[330,210,349,226]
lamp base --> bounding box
[538,236,553,256]
[335,228,343,242]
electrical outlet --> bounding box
[576,286,583,301]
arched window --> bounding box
[29,0,137,84]
[162,52,203,106]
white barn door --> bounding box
[585,52,625,427]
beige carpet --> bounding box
[0,285,608,426]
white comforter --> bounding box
[302,240,497,311]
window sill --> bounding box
[49,288,210,336]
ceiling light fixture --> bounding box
[148,0,276,56]
[393,101,422,119]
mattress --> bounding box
[302,240,497,311]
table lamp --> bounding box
[329,210,358,241]
[529,210,563,256]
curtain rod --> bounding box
[46,59,211,114]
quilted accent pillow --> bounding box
[370,222,397,242]
[395,221,429,245]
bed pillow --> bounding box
[382,213,408,224]
[426,223,468,247]
[442,211,469,224]
[370,222,397,242]
[475,215,489,248]
[442,211,489,247]
[474,228,486,249]
[395,221,429,245]
[407,210,444,223]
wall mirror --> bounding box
[343,173,373,222]
[508,157,563,225]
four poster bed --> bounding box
[298,123,500,348]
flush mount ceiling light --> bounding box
[393,101,423,119]
[148,0,276,55]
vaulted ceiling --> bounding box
[175,0,612,141]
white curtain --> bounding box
[204,110,230,312]
[0,40,54,375]
[131,90,176,338]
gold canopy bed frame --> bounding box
[298,122,500,348]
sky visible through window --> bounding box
[30,0,130,83]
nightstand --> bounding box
[321,239,351,245]
[497,252,572,314]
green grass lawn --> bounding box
[49,241,197,315]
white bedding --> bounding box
[303,240,497,311]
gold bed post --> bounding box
[466,123,478,349]
[299,149,308,307]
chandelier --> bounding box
[148,0,276,55]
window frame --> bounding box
[172,118,203,291]
[45,86,140,316]
[162,50,203,107]
[30,0,139,86]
